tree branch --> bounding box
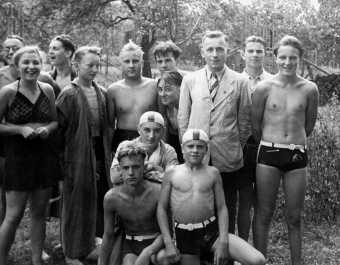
[177,16,202,45]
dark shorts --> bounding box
[257,145,308,172]
[122,238,155,257]
[112,129,139,152]
[175,221,218,257]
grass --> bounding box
[7,210,340,265]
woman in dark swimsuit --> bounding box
[157,71,183,162]
[0,46,58,265]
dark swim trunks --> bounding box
[257,143,308,172]
[175,219,218,257]
[122,237,155,257]
[112,128,139,152]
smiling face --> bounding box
[276,45,300,76]
[48,39,71,66]
[3,38,24,65]
[120,50,143,80]
[120,155,145,187]
[201,36,228,73]
[76,52,100,82]
[244,41,265,69]
[182,140,207,165]
[16,51,42,82]
[158,78,180,106]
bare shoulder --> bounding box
[103,187,122,209]
[146,180,162,196]
[299,77,318,93]
[141,76,156,85]
[206,165,221,181]
[163,164,180,182]
[255,78,276,95]
[108,79,125,93]
[0,81,18,99]
[38,80,54,95]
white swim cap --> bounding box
[139,111,165,127]
[182,129,209,144]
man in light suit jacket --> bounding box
[178,31,252,257]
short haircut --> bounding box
[73,46,101,63]
[119,40,144,59]
[273,35,304,57]
[152,40,182,60]
[202,30,228,46]
[117,142,147,162]
[158,71,183,87]
[52,34,76,57]
[244,35,266,48]
[13,46,42,67]
[5,35,25,45]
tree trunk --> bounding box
[140,32,152,78]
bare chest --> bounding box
[172,173,214,194]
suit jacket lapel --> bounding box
[212,68,235,110]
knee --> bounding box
[251,254,266,265]
[286,212,302,229]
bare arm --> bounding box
[177,75,192,140]
[99,191,117,265]
[107,87,116,131]
[305,83,319,137]
[251,83,268,142]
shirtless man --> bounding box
[252,35,319,265]
[108,40,158,151]
[48,34,77,91]
[100,143,167,265]
[152,40,188,77]
[157,129,265,265]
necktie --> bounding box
[209,73,219,101]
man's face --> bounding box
[76,52,100,82]
[276,45,300,76]
[48,39,71,66]
[201,36,227,73]
[138,122,164,152]
[182,140,207,165]
[120,155,145,186]
[3,38,24,65]
[155,52,177,73]
[120,51,142,79]
[244,41,265,69]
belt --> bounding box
[175,216,216,231]
[125,233,159,241]
[260,140,306,152]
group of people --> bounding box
[0,29,318,265]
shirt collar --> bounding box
[242,68,267,81]
[206,65,226,81]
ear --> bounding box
[65,50,73,60]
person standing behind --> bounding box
[48,34,77,91]
[0,46,59,265]
[157,71,183,162]
[178,30,251,247]
[237,36,273,241]
[107,40,158,152]
[152,40,188,77]
[252,35,319,265]
[56,46,113,265]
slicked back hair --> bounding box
[273,35,304,58]
[117,142,147,162]
[202,30,228,46]
[152,40,182,60]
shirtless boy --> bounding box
[100,143,167,265]
[157,129,265,265]
[107,40,158,151]
[252,35,319,265]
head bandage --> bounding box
[139,111,165,127]
[182,129,209,144]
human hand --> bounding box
[145,162,164,173]
[35,126,49,139]
[165,243,180,263]
[214,241,229,265]
[21,126,37,139]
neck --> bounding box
[55,61,72,77]
[125,75,142,86]
[277,72,299,84]
[77,77,92,88]
[245,65,263,78]
[9,64,19,80]
[124,180,145,196]
[20,78,38,91]
[185,162,203,171]
[207,65,224,74]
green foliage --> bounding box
[314,74,340,106]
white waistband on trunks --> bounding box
[260,140,306,152]
[125,233,159,241]
[175,216,216,231]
